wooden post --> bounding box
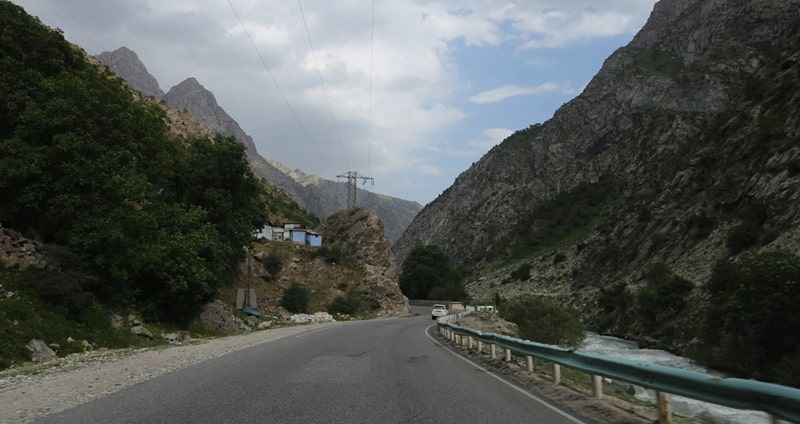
[592,375,603,399]
[490,344,497,359]
[553,363,561,385]
[656,391,672,424]
[477,340,483,353]
[526,356,534,373]
[504,348,512,362]
[468,336,474,350]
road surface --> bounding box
[39,307,585,423]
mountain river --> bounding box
[579,333,773,424]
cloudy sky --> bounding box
[13,0,658,206]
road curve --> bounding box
[39,307,585,424]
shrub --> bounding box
[261,254,282,279]
[500,297,585,348]
[726,221,760,253]
[510,263,532,281]
[327,292,364,316]
[281,282,309,313]
[635,263,694,334]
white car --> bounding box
[431,304,448,319]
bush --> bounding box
[281,282,309,313]
[635,263,694,334]
[726,221,760,253]
[327,292,363,316]
[313,246,352,265]
[261,254,282,279]
[500,297,585,348]
[510,263,532,281]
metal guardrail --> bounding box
[438,320,800,423]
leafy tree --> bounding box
[281,282,310,314]
[399,245,466,301]
[0,1,270,322]
[693,251,800,385]
[500,297,585,348]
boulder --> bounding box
[27,339,55,362]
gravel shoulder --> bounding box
[0,322,340,424]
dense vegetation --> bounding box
[399,245,467,301]
[594,251,800,386]
[0,0,268,331]
[499,296,585,348]
[484,176,617,261]
[691,250,800,386]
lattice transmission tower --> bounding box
[337,171,374,209]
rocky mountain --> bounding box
[316,208,411,316]
[96,48,422,242]
[395,0,800,325]
[95,47,164,98]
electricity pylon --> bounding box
[337,171,374,210]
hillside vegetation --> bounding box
[0,1,318,367]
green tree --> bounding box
[500,297,585,348]
[693,251,800,385]
[399,245,466,301]
[0,1,270,322]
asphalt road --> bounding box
[39,307,586,424]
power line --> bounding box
[367,0,375,177]
[226,0,332,173]
[297,0,350,171]
[337,171,373,210]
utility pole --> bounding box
[337,171,374,209]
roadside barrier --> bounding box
[437,318,800,424]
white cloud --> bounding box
[468,83,562,104]
[10,0,657,204]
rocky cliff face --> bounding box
[395,0,800,325]
[96,47,164,98]
[317,208,411,316]
[95,49,421,242]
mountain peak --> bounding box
[96,47,164,98]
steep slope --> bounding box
[395,0,800,313]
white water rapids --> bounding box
[579,333,773,424]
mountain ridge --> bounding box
[96,47,421,242]
[394,0,800,354]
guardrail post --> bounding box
[592,375,603,399]
[526,356,534,373]
[656,391,671,424]
[504,348,512,362]
[468,336,474,350]
[490,344,497,359]
[552,363,561,385]
[477,340,483,353]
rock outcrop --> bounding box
[317,208,411,316]
[96,47,164,98]
[0,224,43,270]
